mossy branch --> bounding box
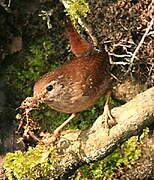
[44,87,154,179]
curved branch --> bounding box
[47,87,154,179]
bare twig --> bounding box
[8,0,11,7]
[109,52,131,58]
[128,18,154,71]
[78,18,98,46]
[109,55,129,65]
[28,130,41,142]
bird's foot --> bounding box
[40,132,61,145]
[102,97,117,135]
[41,129,81,145]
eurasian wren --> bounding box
[33,20,111,136]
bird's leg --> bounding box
[53,113,77,137]
[102,92,117,133]
[41,113,78,145]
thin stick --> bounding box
[109,52,132,58]
[129,18,154,69]
[8,0,11,7]
[28,130,40,142]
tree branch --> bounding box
[47,87,154,179]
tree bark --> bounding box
[47,87,154,179]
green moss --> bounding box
[6,36,56,98]
[3,145,56,180]
[64,0,89,22]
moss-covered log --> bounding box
[38,87,154,179]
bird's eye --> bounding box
[46,85,53,91]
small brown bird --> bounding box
[33,20,111,137]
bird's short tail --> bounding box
[66,18,93,57]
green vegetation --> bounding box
[3,145,56,180]
[5,36,55,97]
[3,129,149,180]
[65,0,89,22]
